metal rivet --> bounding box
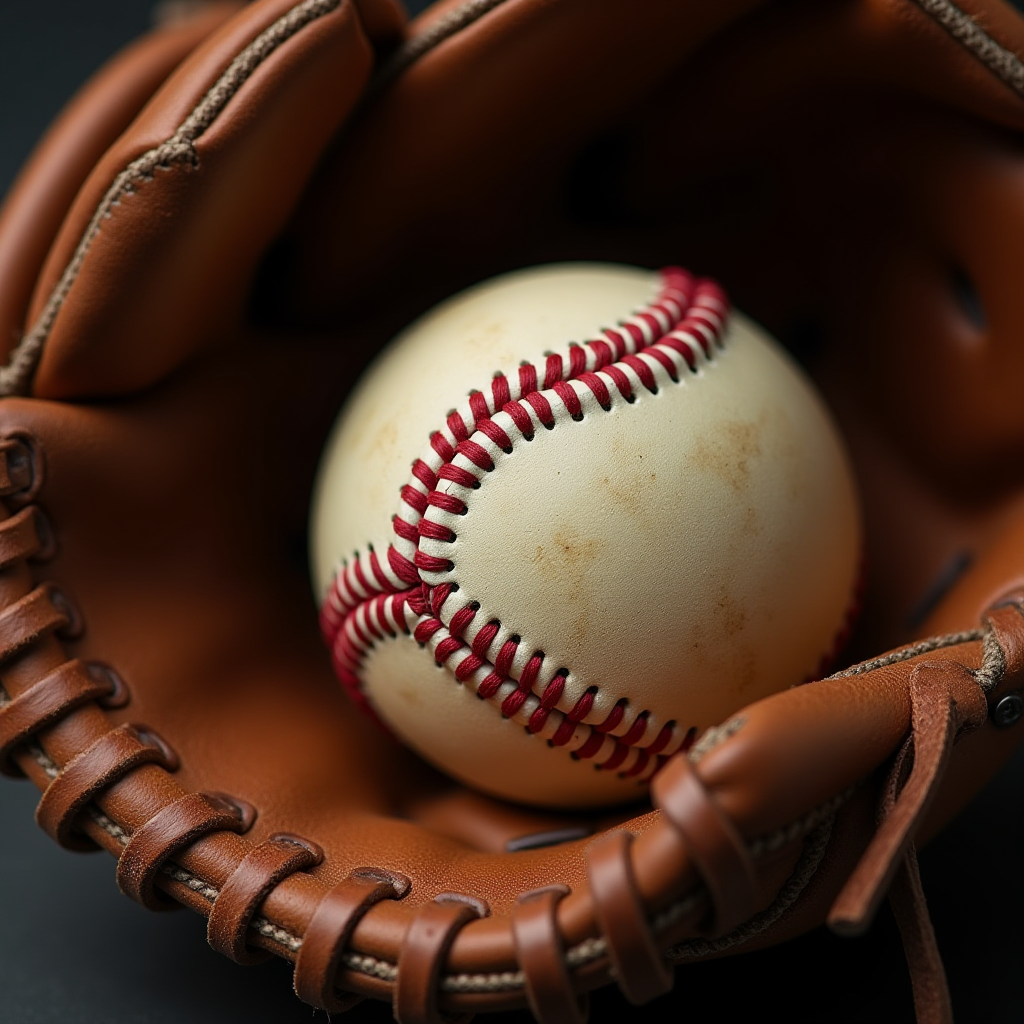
[992,693,1023,729]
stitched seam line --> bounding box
[0,0,342,399]
[913,0,1024,98]
[339,796,845,993]
[825,629,984,679]
[322,268,729,778]
[370,0,509,97]
[6,697,890,992]
[666,810,835,962]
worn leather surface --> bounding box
[2,0,1024,1020]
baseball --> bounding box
[311,264,860,808]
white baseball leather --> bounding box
[312,264,860,807]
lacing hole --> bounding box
[88,662,130,708]
[624,393,636,404]
[29,507,57,562]
[354,866,412,898]
[206,792,257,833]
[571,412,584,422]
[472,481,481,489]
[48,586,83,640]
[435,891,490,917]
[522,432,535,442]
[952,265,986,331]
[134,726,180,771]
[269,832,325,864]
[0,434,41,502]
[647,386,659,395]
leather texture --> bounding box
[2,0,1024,1020]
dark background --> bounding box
[1,2,1023,1022]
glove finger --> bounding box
[274,0,764,324]
[275,0,1024,327]
[15,0,397,401]
[0,2,242,366]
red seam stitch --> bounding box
[430,432,455,461]
[447,410,470,442]
[494,638,519,678]
[649,722,677,756]
[456,439,494,472]
[623,747,650,778]
[455,654,483,682]
[595,701,625,734]
[418,519,455,542]
[568,344,587,378]
[544,353,563,389]
[524,390,555,428]
[518,362,537,396]
[468,390,489,422]
[552,380,582,418]
[478,673,503,699]
[600,742,629,773]
[388,547,419,586]
[575,731,605,760]
[412,459,436,489]
[430,584,452,617]
[323,269,738,773]
[503,401,533,436]
[393,517,418,543]
[477,417,512,452]
[437,463,478,488]
[428,491,466,516]
[434,636,463,663]
[368,549,394,593]
[413,618,443,644]
[471,621,499,659]
[448,603,477,638]
[401,485,429,515]
[492,375,511,409]
[619,712,650,747]
[414,550,451,573]
[501,687,528,718]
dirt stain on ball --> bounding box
[688,419,761,492]
[530,528,606,603]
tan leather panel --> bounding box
[29,0,376,399]
[0,3,241,362]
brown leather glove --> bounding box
[2,1,1024,1022]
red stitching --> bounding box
[323,268,737,781]
[471,621,499,659]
